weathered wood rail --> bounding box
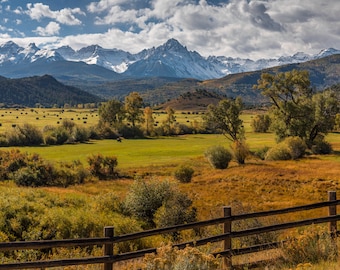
[0,191,339,269]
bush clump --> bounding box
[0,149,89,187]
[72,126,90,143]
[230,140,250,164]
[87,153,118,180]
[311,140,333,154]
[124,179,196,230]
[284,137,307,159]
[281,225,338,265]
[131,244,220,270]
[174,165,194,183]
[5,124,44,146]
[43,126,70,145]
[251,114,271,133]
[254,146,270,160]
[265,144,292,161]
[204,145,232,169]
[13,161,57,187]
[265,137,307,161]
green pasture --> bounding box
[1,108,339,168]
[12,135,233,168]
[8,131,339,169]
[7,132,273,169]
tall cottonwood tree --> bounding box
[98,99,124,126]
[255,69,339,147]
[124,92,144,127]
[204,97,248,164]
[143,106,154,136]
[204,97,244,142]
[163,106,176,135]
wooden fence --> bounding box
[0,191,339,269]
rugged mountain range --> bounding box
[1,39,339,81]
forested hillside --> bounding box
[0,75,103,107]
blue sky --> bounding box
[0,0,339,59]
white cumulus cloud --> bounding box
[33,21,60,36]
[1,0,339,60]
[26,3,85,26]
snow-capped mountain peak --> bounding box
[0,41,64,65]
[162,38,187,52]
[316,48,340,58]
[56,44,136,73]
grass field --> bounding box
[0,108,278,167]
[12,132,278,168]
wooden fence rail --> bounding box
[0,191,339,269]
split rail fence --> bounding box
[0,191,339,269]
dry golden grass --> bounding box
[44,145,340,221]
[170,154,339,219]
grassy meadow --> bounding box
[0,108,340,269]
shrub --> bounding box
[311,140,333,154]
[0,136,8,146]
[124,179,173,228]
[173,123,194,135]
[13,161,57,187]
[5,124,44,146]
[254,146,270,160]
[230,140,249,164]
[0,149,89,187]
[154,191,197,236]
[0,149,31,179]
[44,134,57,145]
[174,165,194,183]
[265,144,292,161]
[128,244,220,270]
[284,136,307,159]
[18,124,44,146]
[5,129,24,146]
[124,179,196,230]
[117,125,144,139]
[204,145,232,169]
[56,161,89,186]
[72,126,90,142]
[335,113,340,131]
[87,153,118,180]
[44,127,70,145]
[95,122,119,139]
[265,137,307,161]
[281,225,337,265]
[87,126,101,139]
[251,114,271,133]
[61,118,75,133]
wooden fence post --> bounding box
[223,206,232,270]
[104,226,114,270]
[328,191,337,239]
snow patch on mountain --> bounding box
[0,41,63,65]
[56,44,136,73]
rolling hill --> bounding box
[0,75,103,108]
